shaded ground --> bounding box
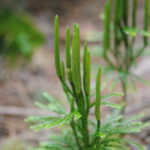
[0,0,150,149]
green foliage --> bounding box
[28,129,78,150]
[26,111,81,131]
[0,9,44,65]
[99,0,150,103]
[26,16,149,150]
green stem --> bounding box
[78,93,89,148]
[70,82,90,149]
[71,122,82,150]
[91,120,101,148]
[120,77,127,114]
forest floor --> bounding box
[0,0,150,149]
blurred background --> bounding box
[0,0,150,149]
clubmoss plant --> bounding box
[102,0,150,105]
[26,15,149,150]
